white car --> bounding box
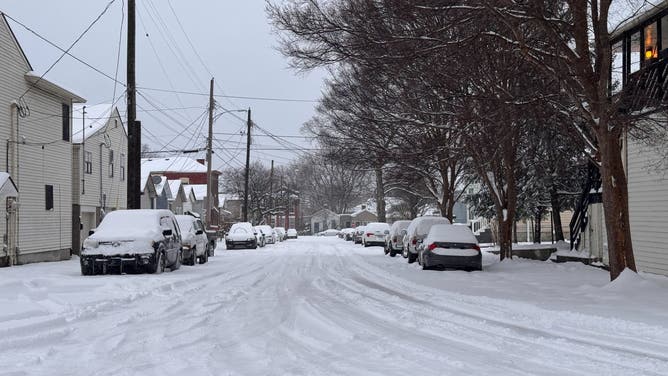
[175,215,209,265]
[403,216,451,263]
[418,224,482,271]
[81,209,182,275]
[353,226,366,244]
[275,227,287,241]
[286,228,298,239]
[362,222,390,247]
[253,226,267,247]
[258,225,277,244]
[225,222,258,249]
[322,228,340,237]
[385,220,411,257]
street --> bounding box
[1,237,668,375]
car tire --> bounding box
[150,251,165,274]
[407,251,417,264]
[81,261,94,276]
[389,249,397,257]
[171,250,182,271]
[190,248,197,266]
[199,250,208,264]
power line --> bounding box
[138,86,319,103]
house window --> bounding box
[120,153,125,181]
[84,151,93,174]
[45,185,54,210]
[644,22,658,60]
[108,150,114,178]
[62,104,70,141]
[611,40,624,94]
[630,31,641,73]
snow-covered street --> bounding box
[2,237,668,376]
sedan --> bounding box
[418,224,482,271]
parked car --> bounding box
[258,225,277,244]
[353,226,366,244]
[403,216,451,263]
[275,227,288,241]
[80,209,182,275]
[225,222,258,249]
[418,224,482,271]
[321,229,340,236]
[254,226,266,247]
[340,228,355,241]
[175,214,209,265]
[362,222,390,247]
[385,220,411,257]
[286,228,298,239]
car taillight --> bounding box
[428,243,437,251]
[412,238,417,245]
[473,244,481,251]
[392,236,397,242]
[366,233,373,237]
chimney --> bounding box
[196,158,206,166]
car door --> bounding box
[195,220,207,252]
[160,215,178,263]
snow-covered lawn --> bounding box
[1,237,667,375]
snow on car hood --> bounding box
[81,210,167,255]
[227,227,254,241]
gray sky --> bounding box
[2,0,325,170]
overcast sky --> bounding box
[2,0,326,170]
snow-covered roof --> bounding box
[72,104,124,143]
[154,176,168,197]
[609,0,666,38]
[141,157,208,174]
[24,71,85,103]
[168,179,183,201]
[184,184,207,201]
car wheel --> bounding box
[199,250,208,264]
[389,249,396,257]
[81,261,94,276]
[407,251,417,264]
[151,251,165,274]
[171,249,182,271]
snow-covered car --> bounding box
[286,228,298,239]
[353,226,366,244]
[403,216,451,263]
[254,226,266,247]
[339,228,355,241]
[257,225,277,244]
[362,222,390,247]
[80,209,182,275]
[322,228,340,236]
[385,220,411,257]
[225,222,258,249]
[275,227,287,241]
[418,224,482,271]
[175,215,209,265]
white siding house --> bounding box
[1,13,85,264]
[71,104,127,252]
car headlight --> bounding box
[83,239,99,249]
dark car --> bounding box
[80,209,182,275]
[418,224,482,271]
[225,222,258,249]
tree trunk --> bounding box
[498,214,513,260]
[533,206,543,244]
[598,132,636,280]
[550,186,564,241]
[375,166,386,222]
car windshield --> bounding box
[93,210,160,238]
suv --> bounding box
[403,216,451,263]
[225,222,258,249]
[175,215,209,265]
[81,209,182,275]
[385,220,411,257]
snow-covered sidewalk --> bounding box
[1,237,667,375]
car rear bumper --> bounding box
[423,252,482,270]
[81,253,154,274]
[226,240,256,249]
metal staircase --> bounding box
[569,163,602,251]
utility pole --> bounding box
[243,107,251,222]
[126,0,141,209]
[206,78,214,228]
[268,160,274,225]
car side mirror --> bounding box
[162,229,173,237]
[195,230,203,235]
[88,229,95,236]
[384,230,390,235]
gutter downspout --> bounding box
[8,102,19,265]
